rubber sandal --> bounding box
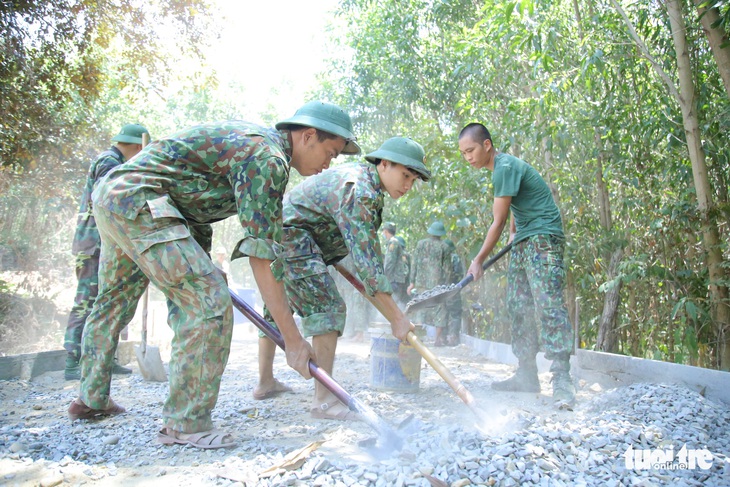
[68,398,126,421]
[310,401,361,422]
[252,379,293,400]
[156,427,237,449]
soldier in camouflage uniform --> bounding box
[444,238,464,346]
[67,101,360,449]
[459,123,575,405]
[258,137,431,421]
[382,222,409,307]
[64,124,149,380]
[395,235,411,284]
[407,221,451,346]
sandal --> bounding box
[156,427,237,449]
[310,401,361,422]
[68,398,126,421]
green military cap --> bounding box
[111,123,149,144]
[365,137,431,181]
[276,101,361,155]
[383,222,396,233]
[427,221,446,236]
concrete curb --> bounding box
[459,333,730,406]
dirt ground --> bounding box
[0,321,598,486]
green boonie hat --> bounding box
[365,137,431,182]
[427,221,446,236]
[111,123,149,144]
[383,222,396,233]
[276,101,361,155]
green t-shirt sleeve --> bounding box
[493,157,522,198]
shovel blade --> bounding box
[405,286,463,314]
[134,344,167,382]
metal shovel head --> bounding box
[134,344,167,382]
[405,283,463,314]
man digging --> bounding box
[68,101,360,448]
[257,137,431,420]
[458,122,576,406]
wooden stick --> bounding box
[334,265,485,418]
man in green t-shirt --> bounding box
[458,122,575,405]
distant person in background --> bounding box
[458,122,575,405]
[213,246,231,278]
[68,101,359,449]
[395,235,411,289]
[444,238,464,346]
[63,124,149,381]
[382,222,409,307]
[408,221,451,346]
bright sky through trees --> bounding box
[208,0,340,120]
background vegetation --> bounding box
[1,0,729,371]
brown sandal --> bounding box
[68,398,126,421]
[156,427,237,449]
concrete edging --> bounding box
[459,333,730,406]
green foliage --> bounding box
[323,0,730,369]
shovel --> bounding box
[133,133,167,382]
[227,289,403,454]
[405,243,512,314]
[134,286,167,382]
[334,265,490,425]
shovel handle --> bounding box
[334,265,482,416]
[461,243,513,288]
[227,289,402,445]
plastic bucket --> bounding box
[369,336,422,393]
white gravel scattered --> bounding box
[1,326,729,486]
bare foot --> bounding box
[253,378,293,400]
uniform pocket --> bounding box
[283,254,328,280]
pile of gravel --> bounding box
[1,332,729,486]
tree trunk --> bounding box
[667,0,730,370]
[694,0,730,98]
[593,128,625,353]
[596,247,624,353]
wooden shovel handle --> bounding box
[334,265,481,414]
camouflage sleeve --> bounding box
[229,139,288,261]
[338,185,392,296]
[90,153,123,191]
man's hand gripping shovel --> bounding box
[334,265,494,432]
[227,288,404,456]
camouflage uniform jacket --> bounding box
[92,122,291,260]
[274,162,391,297]
[71,146,126,255]
[384,236,408,285]
[410,236,450,290]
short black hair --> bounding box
[459,123,491,144]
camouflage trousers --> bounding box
[507,235,573,371]
[446,295,463,337]
[64,252,128,360]
[64,253,100,360]
[80,205,232,433]
[414,302,448,329]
